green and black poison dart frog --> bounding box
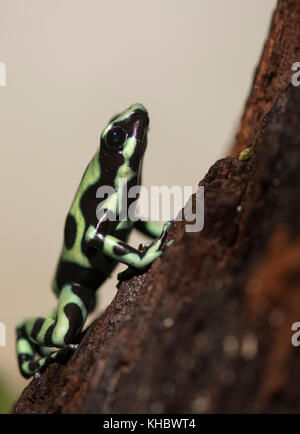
[16,103,172,378]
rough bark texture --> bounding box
[14,0,300,413]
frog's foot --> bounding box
[17,323,78,379]
[16,283,95,378]
[31,344,78,379]
[137,219,173,266]
[32,331,87,377]
[117,220,173,284]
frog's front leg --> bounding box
[16,283,95,378]
[134,220,174,250]
[85,220,171,270]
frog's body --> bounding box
[16,104,170,378]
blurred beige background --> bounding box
[0,0,276,407]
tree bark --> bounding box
[14,0,300,413]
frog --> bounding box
[16,103,172,378]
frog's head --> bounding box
[99,103,149,188]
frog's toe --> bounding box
[34,370,42,380]
[166,239,174,247]
[161,220,173,236]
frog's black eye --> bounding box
[105,126,126,148]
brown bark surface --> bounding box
[14,0,300,413]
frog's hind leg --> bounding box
[16,283,95,378]
[26,345,78,379]
[17,325,77,378]
[16,324,38,378]
[26,284,94,348]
